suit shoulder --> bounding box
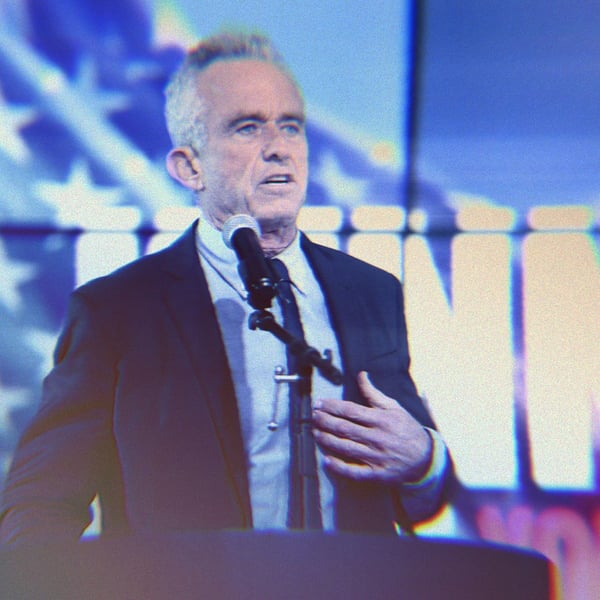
[75,224,197,302]
[302,235,400,286]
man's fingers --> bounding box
[321,455,378,481]
[313,427,383,462]
[357,371,398,409]
[313,397,377,427]
[314,372,401,420]
[312,410,369,442]
[312,371,432,485]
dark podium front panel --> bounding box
[0,532,551,599]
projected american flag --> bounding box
[0,2,599,599]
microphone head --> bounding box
[222,214,261,249]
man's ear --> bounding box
[166,146,204,191]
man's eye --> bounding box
[282,123,302,136]
[237,123,259,135]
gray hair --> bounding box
[164,32,291,151]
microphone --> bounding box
[222,214,277,310]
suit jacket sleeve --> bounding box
[0,223,251,544]
[0,289,125,544]
[301,235,453,530]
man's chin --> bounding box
[251,203,303,231]
[254,213,297,233]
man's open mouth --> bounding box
[262,174,293,184]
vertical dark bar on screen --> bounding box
[401,0,425,225]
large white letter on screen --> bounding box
[404,234,516,487]
[523,232,600,489]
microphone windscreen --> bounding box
[222,214,261,249]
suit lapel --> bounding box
[156,222,252,523]
[300,235,369,383]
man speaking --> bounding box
[0,32,451,542]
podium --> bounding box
[0,532,551,599]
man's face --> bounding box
[193,59,308,232]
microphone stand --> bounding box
[249,308,343,529]
[249,310,343,387]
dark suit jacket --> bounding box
[0,221,443,544]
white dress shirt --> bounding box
[196,218,338,529]
[195,218,448,531]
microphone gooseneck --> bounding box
[222,214,277,310]
[221,214,343,386]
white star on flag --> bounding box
[0,91,37,163]
[0,240,37,311]
[34,159,124,227]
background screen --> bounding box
[0,2,598,598]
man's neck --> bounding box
[258,225,298,258]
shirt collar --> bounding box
[195,217,308,298]
[196,217,246,298]
[271,232,308,297]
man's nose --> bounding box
[261,125,289,161]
